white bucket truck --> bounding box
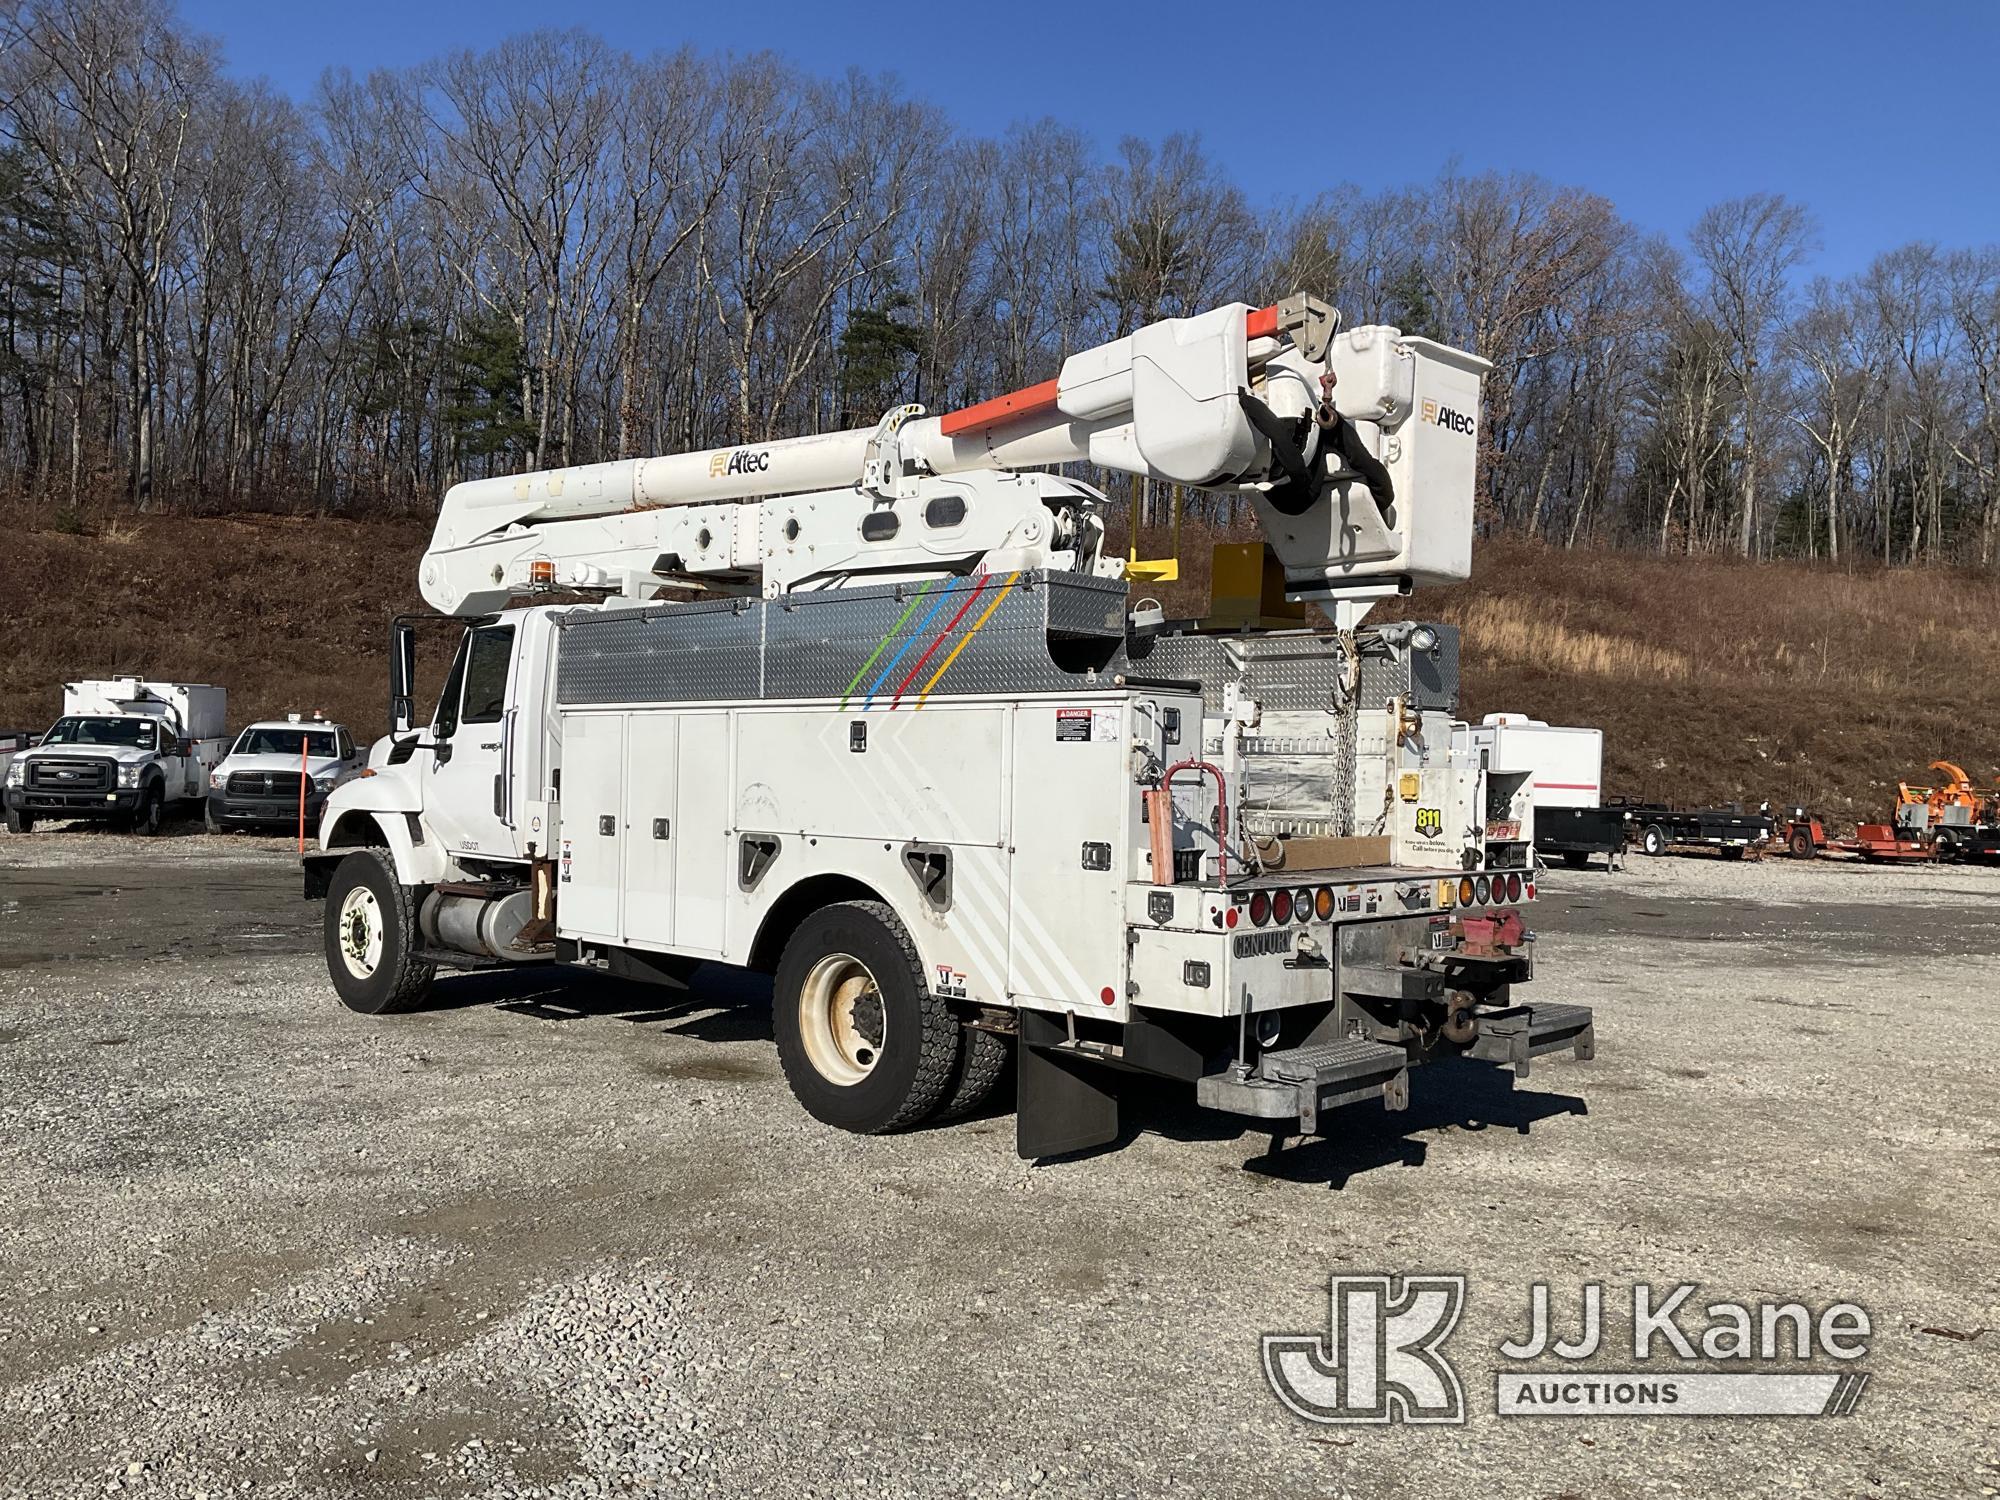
[4,678,227,835]
[305,294,1592,1156]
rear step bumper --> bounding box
[1195,1002,1594,1135]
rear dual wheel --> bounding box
[773,900,1006,1134]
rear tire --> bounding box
[773,900,957,1134]
[323,848,435,1015]
[1789,828,1813,858]
[1641,824,1667,856]
[936,1025,1012,1121]
[3,808,30,834]
[1560,850,1590,869]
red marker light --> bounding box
[1100,986,1116,1006]
[1224,906,1240,929]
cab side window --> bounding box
[460,625,515,726]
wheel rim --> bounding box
[797,952,886,1087]
[338,886,385,979]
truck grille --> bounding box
[227,770,305,798]
[27,757,112,791]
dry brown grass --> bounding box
[4,508,1994,828]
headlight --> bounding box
[208,769,225,789]
[117,765,141,788]
[3,761,22,787]
[313,774,339,794]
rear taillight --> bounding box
[1506,872,1523,902]
[1272,889,1293,924]
[1249,891,1271,926]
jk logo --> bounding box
[1263,1274,1467,1425]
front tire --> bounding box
[773,900,958,1134]
[4,808,30,834]
[323,849,435,1015]
[131,784,164,837]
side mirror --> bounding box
[389,620,419,735]
[178,737,193,758]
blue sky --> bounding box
[180,0,2000,279]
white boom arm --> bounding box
[418,294,1490,616]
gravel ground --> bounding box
[2,823,1997,1499]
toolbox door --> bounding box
[556,712,625,943]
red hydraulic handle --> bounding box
[1162,758,1229,884]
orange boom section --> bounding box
[936,305,1282,438]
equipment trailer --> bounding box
[1621,801,1774,859]
[305,294,1593,1157]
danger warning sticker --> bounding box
[1055,708,1121,743]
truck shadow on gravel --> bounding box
[397,961,774,1045]
[1113,1060,1589,1187]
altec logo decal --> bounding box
[1421,398,1476,436]
[708,448,771,478]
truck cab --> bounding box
[205,714,365,834]
[4,678,228,836]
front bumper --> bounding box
[6,785,145,818]
[208,790,327,827]
[1195,999,1595,1133]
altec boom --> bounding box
[309,293,1593,1158]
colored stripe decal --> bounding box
[891,571,991,708]
[840,581,934,709]
[916,571,1019,707]
[864,582,954,708]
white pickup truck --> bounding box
[3,679,228,835]
[205,714,364,833]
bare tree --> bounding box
[1688,193,1817,556]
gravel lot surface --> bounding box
[2,824,1997,1498]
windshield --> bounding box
[233,728,336,758]
[42,716,156,750]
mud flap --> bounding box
[1016,1011,1119,1160]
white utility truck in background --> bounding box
[206,713,366,833]
[5,679,228,835]
[1453,714,1627,869]
[306,293,1593,1157]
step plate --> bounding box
[1254,1036,1411,1134]
[1467,1001,1595,1078]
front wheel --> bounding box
[323,848,435,1015]
[3,808,31,834]
[773,900,959,1134]
[129,784,165,837]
